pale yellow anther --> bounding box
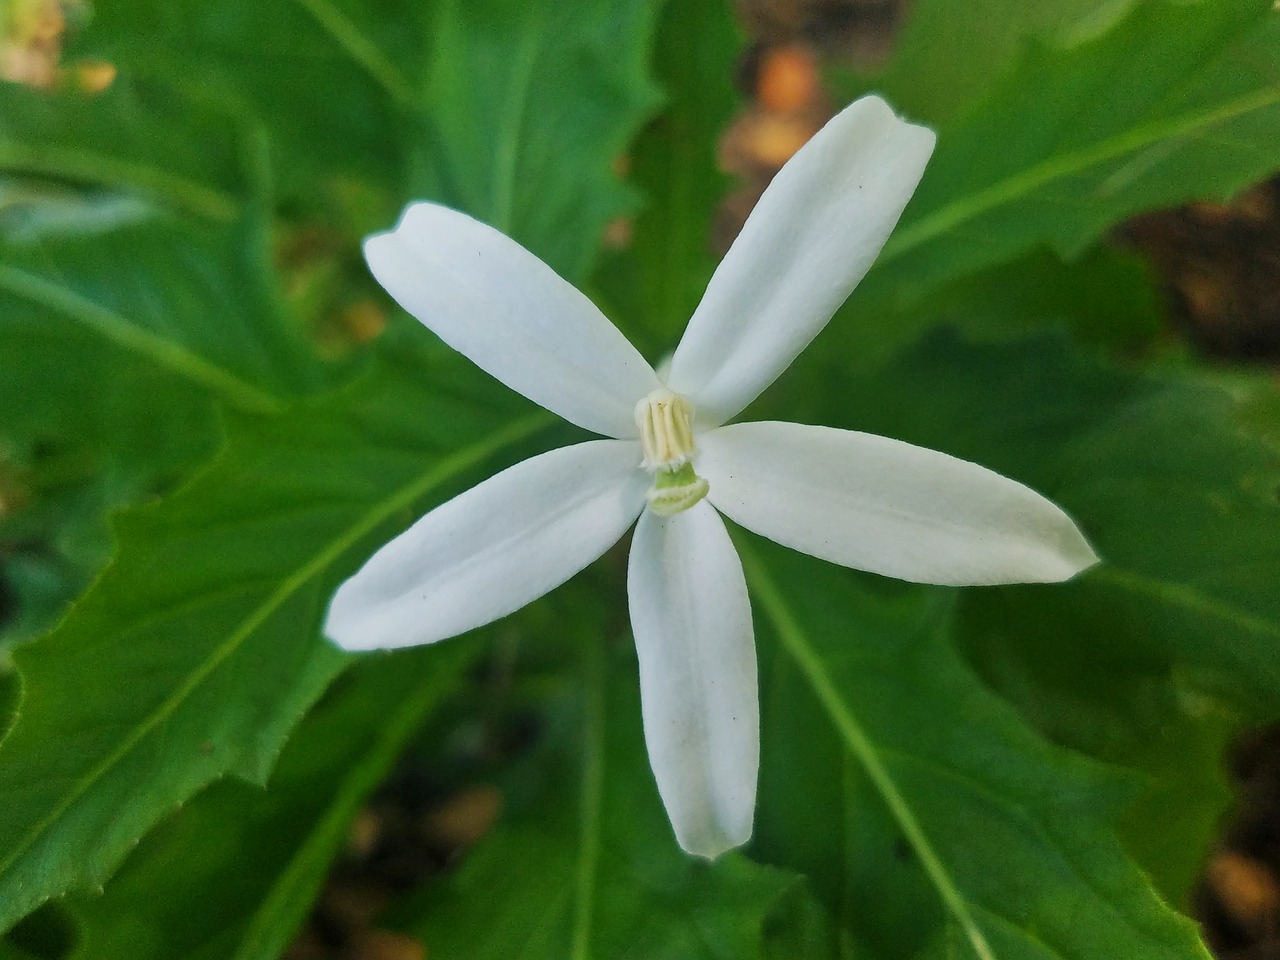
[635,389,699,470]
[634,389,710,516]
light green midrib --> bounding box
[881,84,1280,262]
[0,412,551,899]
[290,0,414,105]
[740,547,997,960]
[0,143,238,222]
[489,9,546,233]
[232,652,475,960]
[0,263,284,415]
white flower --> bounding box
[325,96,1098,859]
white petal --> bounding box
[666,96,935,426]
[699,422,1098,585]
[326,440,646,650]
[365,203,661,439]
[628,501,758,859]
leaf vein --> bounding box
[0,412,550,884]
[884,84,1280,258]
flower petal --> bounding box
[628,501,758,859]
[666,96,935,427]
[365,203,661,438]
[699,422,1098,585]
[326,440,647,651]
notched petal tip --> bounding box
[857,91,937,146]
[360,228,393,265]
[361,200,445,261]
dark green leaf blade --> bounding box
[412,0,664,281]
[69,0,412,190]
[1,79,324,646]
[0,78,247,223]
[594,0,743,353]
[75,0,667,285]
[746,544,1212,960]
[835,330,1279,902]
[850,331,1280,715]
[876,0,1128,125]
[399,629,800,959]
[0,80,322,409]
[64,644,477,960]
[844,0,1280,357]
[0,347,549,931]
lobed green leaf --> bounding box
[65,644,478,960]
[0,347,548,931]
[836,330,1279,902]
[746,543,1212,960]
[838,0,1280,360]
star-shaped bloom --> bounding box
[325,95,1098,858]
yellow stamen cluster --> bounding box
[635,389,698,469]
[635,389,710,516]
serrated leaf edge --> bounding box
[0,409,550,925]
[230,649,475,960]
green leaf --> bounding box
[77,0,666,282]
[0,79,324,416]
[1,80,325,644]
[0,83,318,411]
[0,346,550,932]
[70,0,411,190]
[852,331,1280,715]
[836,330,1279,900]
[593,0,743,353]
[396,626,800,959]
[0,283,220,649]
[1,218,307,415]
[906,244,1165,351]
[2,0,670,928]
[65,643,477,960]
[409,0,663,280]
[842,0,1280,357]
[744,543,1212,960]
[0,78,248,224]
[0,942,42,960]
[874,0,1129,125]
[1210,366,1280,452]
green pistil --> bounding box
[654,461,699,489]
[648,461,710,517]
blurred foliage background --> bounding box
[1,0,1279,958]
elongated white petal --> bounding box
[699,422,1098,585]
[666,97,935,427]
[327,440,647,650]
[365,203,661,439]
[628,502,758,858]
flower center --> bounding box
[634,389,710,516]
